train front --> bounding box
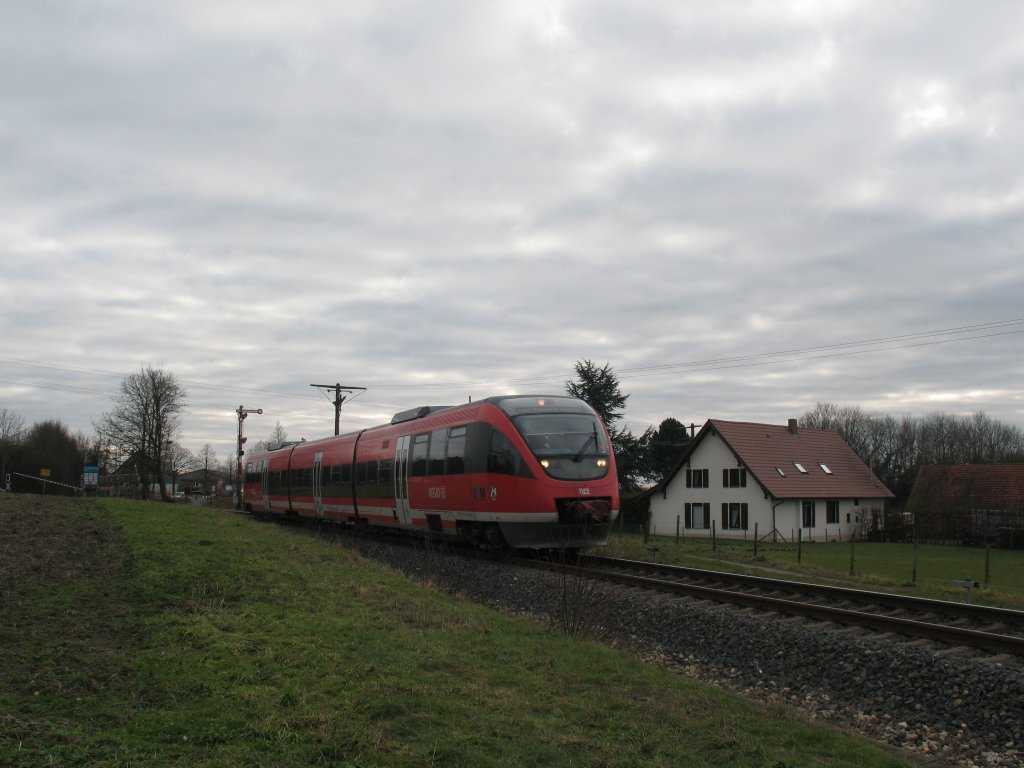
[495,396,620,550]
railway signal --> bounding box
[235,405,262,509]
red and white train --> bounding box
[242,395,619,550]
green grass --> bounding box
[604,530,1024,608]
[0,494,916,767]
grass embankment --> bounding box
[606,531,1024,609]
[1,494,914,767]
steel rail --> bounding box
[514,557,1024,657]
[583,554,1024,628]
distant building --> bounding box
[648,418,894,542]
[172,467,229,498]
[905,464,1024,548]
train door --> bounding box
[394,435,411,524]
[313,451,324,518]
[260,460,269,510]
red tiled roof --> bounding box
[906,464,1024,512]
[683,419,893,500]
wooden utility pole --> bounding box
[310,383,366,435]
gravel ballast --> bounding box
[339,535,1024,768]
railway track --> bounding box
[275,517,1024,658]
[513,553,1024,658]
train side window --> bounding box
[378,457,394,488]
[488,429,523,476]
[411,433,430,477]
[355,459,389,497]
[290,466,313,496]
[324,465,343,497]
[446,426,466,474]
[461,423,533,478]
[428,429,447,475]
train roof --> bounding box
[391,394,595,424]
[250,395,596,456]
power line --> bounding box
[1,317,1021,404]
[312,319,1024,391]
[309,382,366,435]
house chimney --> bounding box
[788,418,799,435]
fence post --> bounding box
[849,535,855,576]
[753,522,759,560]
[985,542,991,588]
[912,536,918,585]
[797,528,802,564]
[676,515,680,544]
[712,520,716,551]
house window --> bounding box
[684,502,710,529]
[794,462,807,474]
[802,500,816,527]
[826,500,840,524]
[685,468,709,488]
[722,467,747,488]
[721,502,749,530]
[776,467,785,476]
[819,463,832,475]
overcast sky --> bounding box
[2,0,1023,462]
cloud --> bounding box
[1,1,1023,457]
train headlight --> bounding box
[540,459,550,468]
[596,458,607,468]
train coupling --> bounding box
[556,497,612,525]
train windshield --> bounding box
[498,397,611,480]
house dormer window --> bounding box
[793,462,807,473]
[776,467,785,476]
[819,463,832,475]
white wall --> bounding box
[649,432,763,538]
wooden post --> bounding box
[797,528,802,564]
[676,515,680,544]
[985,542,991,588]
[912,536,918,585]
[849,535,855,576]
[753,522,759,560]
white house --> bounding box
[648,418,893,542]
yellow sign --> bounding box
[40,468,51,478]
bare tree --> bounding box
[196,443,220,495]
[269,421,288,448]
[919,412,962,465]
[165,441,196,496]
[248,438,270,454]
[223,450,239,490]
[97,366,187,500]
[801,403,1024,511]
[0,408,26,486]
[801,402,872,457]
